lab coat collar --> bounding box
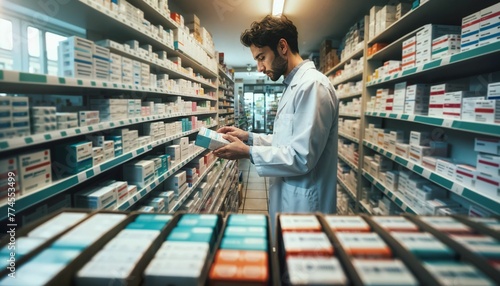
[277,60,316,115]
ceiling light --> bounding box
[272,0,285,16]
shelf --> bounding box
[359,201,373,215]
[362,170,418,215]
[14,0,217,78]
[363,140,500,214]
[332,70,363,86]
[0,69,219,99]
[338,131,360,143]
[365,112,500,138]
[209,166,237,213]
[126,0,178,29]
[338,92,362,100]
[339,113,361,118]
[338,153,359,172]
[100,41,217,90]
[116,147,208,211]
[337,176,357,200]
[0,111,217,153]
[367,0,497,45]
[325,46,364,76]
[218,66,235,84]
[366,41,500,87]
[167,159,219,213]
[0,124,216,221]
[196,161,231,212]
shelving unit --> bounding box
[323,0,500,216]
[0,0,238,225]
[361,0,500,216]
[217,66,235,127]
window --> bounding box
[46,32,67,76]
[0,18,14,70]
[27,26,41,73]
[0,3,83,75]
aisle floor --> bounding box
[238,159,269,214]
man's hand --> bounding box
[217,126,249,142]
[213,134,251,160]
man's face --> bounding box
[250,44,287,81]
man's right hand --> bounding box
[217,126,249,142]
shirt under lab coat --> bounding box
[249,60,339,230]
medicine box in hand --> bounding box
[195,127,229,150]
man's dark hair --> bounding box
[240,15,299,54]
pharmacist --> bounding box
[214,15,339,229]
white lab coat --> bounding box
[250,61,339,230]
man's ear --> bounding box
[278,38,287,56]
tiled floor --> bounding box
[238,159,269,214]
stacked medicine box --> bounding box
[90,99,128,122]
[461,3,500,51]
[58,37,94,79]
[30,107,56,134]
[92,45,110,81]
[474,136,500,202]
[0,96,30,139]
[415,24,461,66]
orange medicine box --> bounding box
[279,215,322,232]
[336,232,392,258]
[209,251,269,286]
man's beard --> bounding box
[268,55,287,81]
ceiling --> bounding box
[170,0,390,72]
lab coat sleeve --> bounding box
[252,132,273,146]
[251,80,335,177]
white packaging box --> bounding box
[395,142,410,158]
[475,172,500,198]
[487,82,500,100]
[91,104,127,115]
[128,185,137,197]
[461,12,481,51]
[385,171,399,191]
[455,164,476,188]
[147,197,165,212]
[0,157,18,199]
[11,96,29,110]
[31,107,56,116]
[476,153,500,176]
[393,82,407,112]
[32,123,57,134]
[387,130,405,152]
[425,199,460,215]
[287,257,347,285]
[414,185,447,202]
[474,138,500,155]
[102,180,128,207]
[474,99,500,123]
[431,34,461,60]
[93,147,103,158]
[56,112,78,122]
[479,2,500,46]
[422,156,447,171]
[75,185,116,209]
[18,149,51,194]
[93,154,104,166]
[443,91,475,119]
[123,160,155,188]
[93,58,110,81]
[436,158,456,179]
[166,145,181,162]
[103,149,114,161]
[461,97,484,121]
[79,110,99,120]
[410,131,430,146]
[429,83,468,117]
[195,127,229,150]
[166,171,187,191]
